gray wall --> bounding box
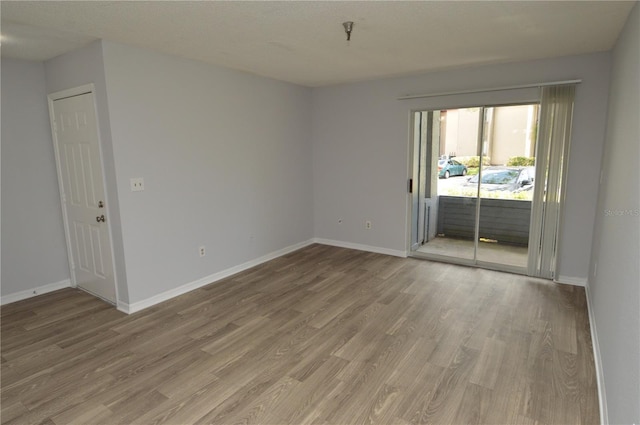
[2,20,637,423]
[45,41,129,303]
[311,52,611,282]
[100,41,313,304]
[589,3,640,424]
[5,40,313,306]
[1,58,69,295]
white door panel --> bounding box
[51,92,116,303]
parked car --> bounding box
[464,166,535,192]
[438,159,467,179]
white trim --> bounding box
[585,284,608,425]
[117,239,315,314]
[398,79,582,100]
[1,279,72,305]
[554,275,588,287]
[116,301,132,314]
[313,238,407,258]
[48,83,94,101]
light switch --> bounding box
[130,177,145,192]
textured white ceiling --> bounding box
[1,1,635,87]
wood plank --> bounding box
[469,337,506,389]
[0,245,599,425]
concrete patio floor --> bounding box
[416,236,529,268]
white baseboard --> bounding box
[1,279,72,306]
[584,283,608,425]
[555,275,588,287]
[118,239,316,315]
[313,238,407,258]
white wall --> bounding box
[100,41,313,304]
[45,41,130,303]
[312,52,611,282]
[1,58,70,297]
[589,3,640,424]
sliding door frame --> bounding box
[406,101,541,276]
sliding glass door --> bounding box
[409,85,575,278]
[476,105,538,268]
[411,103,539,273]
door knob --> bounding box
[96,215,105,223]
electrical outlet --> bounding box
[365,220,372,230]
[130,177,145,192]
[199,246,206,257]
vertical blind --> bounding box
[528,85,576,279]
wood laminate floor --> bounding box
[1,244,599,424]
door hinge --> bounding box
[408,178,413,193]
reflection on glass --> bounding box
[417,107,481,261]
[414,104,539,270]
[476,105,537,268]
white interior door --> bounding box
[50,91,116,303]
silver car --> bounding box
[465,166,535,192]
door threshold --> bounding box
[409,250,528,276]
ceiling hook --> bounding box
[343,21,354,41]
